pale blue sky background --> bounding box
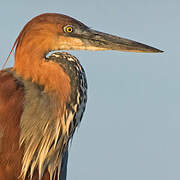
[0,0,179,180]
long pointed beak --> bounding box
[73,28,163,53]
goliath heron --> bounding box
[0,13,163,180]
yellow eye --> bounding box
[64,25,73,33]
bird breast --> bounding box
[4,52,87,179]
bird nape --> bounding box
[0,13,163,180]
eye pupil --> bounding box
[67,27,72,32]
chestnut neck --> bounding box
[13,32,71,106]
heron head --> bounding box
[15,13,163,58]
